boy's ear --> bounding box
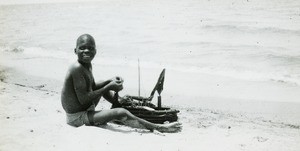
[74,48,77,54]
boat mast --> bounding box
[138,59,140,97]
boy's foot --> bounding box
[156,122,182,133]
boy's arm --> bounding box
[72,68,110,105]
[93,80,111,90]
[103,91,117,104]
[93,76,123,90]
[103,91,122,107]
[93,80,119,104]
[93,76,124,104]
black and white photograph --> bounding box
[0,0,299,150]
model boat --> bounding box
[112,69,180,124]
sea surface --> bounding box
[0,0,300,85]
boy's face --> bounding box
[75,35,96,63]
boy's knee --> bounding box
[114,108,130,121]
[115,108,129,116]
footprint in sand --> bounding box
[254,136,268,142]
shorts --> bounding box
[66,105,95,127]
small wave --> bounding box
[204,24,245,32]
[0,45,72,60]
[285,123,300,129]
[266,54,300,65]
[203,24,300,36]
[259,27,300,35]
[0,46,24,53]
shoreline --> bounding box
[1,51,300,103]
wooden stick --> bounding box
[138,59,141,97]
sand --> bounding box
[0,51,300,151]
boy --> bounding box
[61,34,181,132]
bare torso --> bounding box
[61,61,98,113]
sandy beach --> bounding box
[1,0,300,150]
[1,51,300,151]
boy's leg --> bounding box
[91,108,181,132]
[92,108,156,129]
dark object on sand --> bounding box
[112,69,180,124]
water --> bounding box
[1,0,300,85]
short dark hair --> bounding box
[76,34,96,47]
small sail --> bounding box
[150,69,165,98]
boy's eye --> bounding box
[79,46,87,50]
[79,46,95,50]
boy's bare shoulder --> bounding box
[68,62,84,73]
[68,62,83,75]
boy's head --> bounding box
[75,34,96,63]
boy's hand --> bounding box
[107,80,123,92]
[111,76,124,84]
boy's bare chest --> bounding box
[82,69,95,89]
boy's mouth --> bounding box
[82,54,91,58]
